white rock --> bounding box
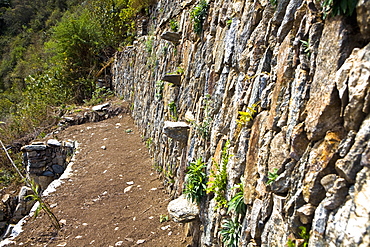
[136,239,145,244]
[124,186,133,193]
[92,103,110,111]
[167,194,199,223]
[47,139,61,147]
[115,241,124,246]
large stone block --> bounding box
[305,18,354,141]
[303,131,343,205]
[335,43,370,131]
[167,195,199,223]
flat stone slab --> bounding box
[160,31,181,44]
[21,145,47,152]
[161,74,181,86]
[47,139,61,147]
[92,103,110,111]
[163,121,190,141]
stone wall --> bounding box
[0,139,74,238]
[112,0,370,246]
[21,139,75,190]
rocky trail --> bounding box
[3,112,190,247]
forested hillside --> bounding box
[0,0,154,189]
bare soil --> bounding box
[5,112,191,246]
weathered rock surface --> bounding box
[111,0,370,245]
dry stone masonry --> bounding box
[112,0,370,246]
[0,139,75,238]
[21,139,75,190]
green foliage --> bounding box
[287,226,310,247]
[175,67,184,74]
[298,226,310,246]
[25,179,61,230]
[170,19,179,32]
[236,102,259,126]
[220,218,241,247]
[183,157,207,204]
[168,101,178,121]
[145,137,153,148]
[300,39,311,58]
[267,168,279,185]
[155,80,164,100]
[159,214,169,223]
[227,182,246,215]
[0,0,155,143]
[207,140,230,209]
[287,239,296,247]
[145,36,155,53]
[153,162,163,173]
[321,0,358,18]
[83,86,114,106]
[190,0,209,35]
[0,169,17,188]
[269,0,278,6]
[226,19,232,27]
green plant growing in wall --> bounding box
[168,101,178,121]
[145,36,155,53]
[300,39,311,58]
[220,217,241,247]
[183,157,207,204]
[164,167,175,185]
[287,226,310,247]
[145,137,153,149]
[266,168,279,185]
[226,19,233,27]
[190,0,209,35]
[153,162,163,173]
[170,19,179,32]
[227,182,246,215]
[169,66,184,75]
[207,140,230,209]
[269,0,277,7]
[155,80,165,100]
[321,0,358,19]
[236,102,259,126]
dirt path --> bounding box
[5,113,190,246]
